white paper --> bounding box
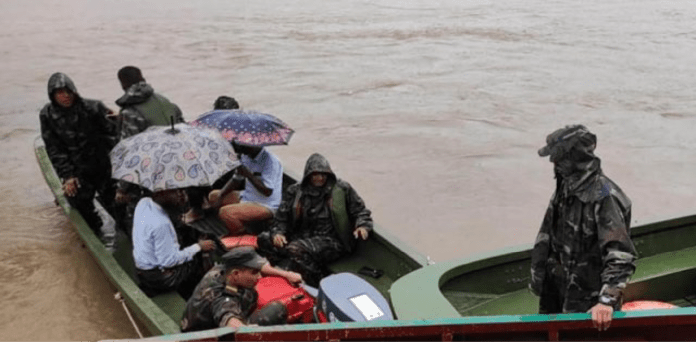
[349,294,384,320]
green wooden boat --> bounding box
[34,136,427,337]
[110,212,696,341]
[38,134,696,341]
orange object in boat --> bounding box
[220,235,258,249]
[621,300,678,311]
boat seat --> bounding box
[457,246,696,317]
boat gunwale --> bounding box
[102,306,696,341]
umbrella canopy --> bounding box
[110,123,240,192]
[191,109,294,146]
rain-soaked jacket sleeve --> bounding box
[529,200,554,296]
[596,195,636,306]
[119,107,150,138]
[40,109,75,181]
[343,181,374,232]
[271,184,298,238]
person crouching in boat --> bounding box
[132,189,217,298]
[259,153,373,287]
[529,125,637,331]
[39,72,119,239]
[205,141,284,236]
[180,246,303,332]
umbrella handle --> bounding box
[165,116,180,135]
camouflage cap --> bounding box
[222,246,268,270]
[538,125,597,160]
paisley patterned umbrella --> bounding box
[109,123,240,192]
[191,109,294,146]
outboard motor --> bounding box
[315,273,394,322]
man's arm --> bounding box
[590,195,637,331]
[269,185,297,247]
[529,201,554,296]
[152,222,201,267]
[40,111,75,181]
[237,165,272,197]
[260,263,303,285]
[343,181,373,232]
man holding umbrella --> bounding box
[132,188,216,297]
[191,109,294,236]
[111,123,242,297]
[207,140,283,236]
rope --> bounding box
[114,292,144,338]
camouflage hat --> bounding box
[538,125,597,160]
[222,246,268,270]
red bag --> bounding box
[254,276,316,323]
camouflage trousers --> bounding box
[258,233,346,287]
[66,178,115,237]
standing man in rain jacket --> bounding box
[260,153,373,286]
[115,66,184,138]
[39,72,119,236]
[530,125,637,332]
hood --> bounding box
[115,81,154,107]
[47,72,80,104]
[301,153,336,186]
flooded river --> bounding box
[1,0,695,339]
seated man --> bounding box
[213,95,240,110]
[39,72,119,237]
[208,141,283,235]
[132,188,216,297]
[181,246,303,332]
[261,153,372,286]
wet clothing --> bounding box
[40,72,118,235]
[133,198,202,270]
[530,126,637,314]
[115,81,184,139]
[132,197,208,297]
[262,153,373,286]
[239,149,283,212]
[181,265,258,332]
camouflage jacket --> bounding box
[530,168,637,313]
[180,265,258,332]
[40,73,118,182]
[271,153,373,241]
[115,81,184,139]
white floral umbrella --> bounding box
[110,123,239,192]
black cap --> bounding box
[222,246,267,270]
[538,125,596,160]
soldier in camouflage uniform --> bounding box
[180,247,302,332]
[530,125,637,331]
[259,153,373,287]
[39,72,118,236]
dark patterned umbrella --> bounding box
[109,123,240,192]
[191,109,294,146]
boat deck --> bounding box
[443,245,696,316]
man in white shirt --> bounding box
[132,188,216,297]
[209,141,283,235]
